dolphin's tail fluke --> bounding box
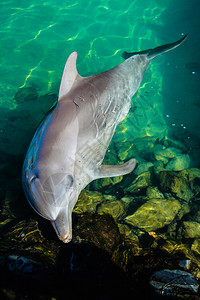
[122,34,188,60]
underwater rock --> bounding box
[118,141,135,161]
[14,87,38,103]
[0,255,45,273]
[154,146,182,161]
[153,160,165,175]
[183,221,200,239]
[179,259,191,271]
[132,137,156,159]
[124,171,152,194]
[73,190,104,214]
[125,198,181,232]
[74,213,122,255]
[166,154,190,171]
[177,202,190,220]
[153,144,169,164]
[150,269,199,296]
[191,239,200,255]
[146,186,164,199]
[120,196,134,206]
[159,171,194,202]
[91,175,123,191]
[180,168,200,196]
[163,137,187,152]
[2,219,46,245]
[97,198,127,221]
[117,224,139,243]
[134,161,154,176]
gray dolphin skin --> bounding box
[22,34,187,243]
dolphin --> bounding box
[22,34,187,243]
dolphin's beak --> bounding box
[51,206,72,243]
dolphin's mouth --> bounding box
[51,219,72,243]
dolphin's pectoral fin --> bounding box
[95,158,136,179]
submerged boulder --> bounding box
[73,190,104,214]
[159,171,194,202]
[180,168,200,196]
[166,154,190,171]
[124,171,152,194]
[97,198,127,221]
[146,186,164,199]
[134,161,154,176]
[183,221,200,239]
[154,146,182,160]
[150,269,199,296]
[91,175,123,191]
[125,198,181,232]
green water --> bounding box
[0,1,200,298]
[0,0,168,100]
[1,0,199,165]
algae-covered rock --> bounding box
[124,171,152,194]
[166,154,190,171]
[74,190,104,214]
[118,141,135,161]
[183,221,200,239]
[191,239,200,255]
[92,175,123,191]
[118,224,138,241]
[154,146,182,160]
[159,171,194,202]
[163,137,187,152]
[121,196,134,206]
[5,219,46,244]
[134,162,154,176]
[125,198,181,232]
[153,160,165,175]
[153,145,169,164]
[132,137,156,155]
[180,168,200,195]
[146,186,164,199]
[75,213,122,255]
[97,199,127,221]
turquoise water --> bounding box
[0,1,200,298]
[0,0,199,165]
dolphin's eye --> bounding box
[66,174,73,188]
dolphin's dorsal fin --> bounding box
[58,51,80,100]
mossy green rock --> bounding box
[183,221,200,239]
[134,162,154,176]
[118,224,138,240]
[191,239,200,255]
[146,186,164,199]
[97,199,127,221]
[118,141,135,161]
[74,190,104,214]
[166,154,190,171]
[125,198,181,232]
[154,146,182,160]
[159,171,194,202]
[180,168,200,195]
[92,175,123,191]
[124,171,152,194]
